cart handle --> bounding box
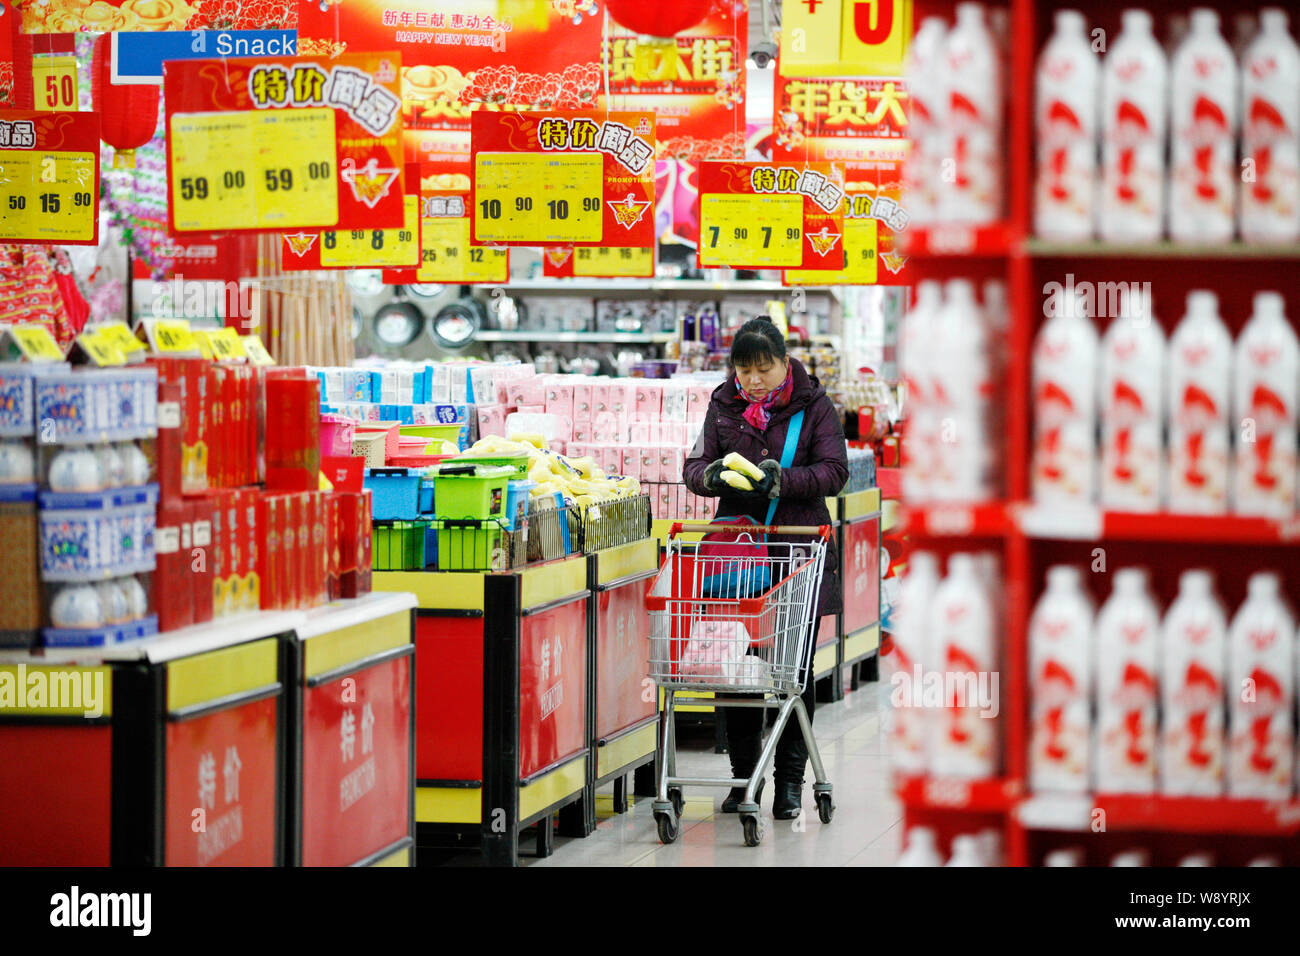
[667,522,832,541]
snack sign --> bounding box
[470,110,656,248]
[0,110,100,245]
[164,53,405,234]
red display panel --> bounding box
[519,599,587,780]
[595,578,656,740]
[164,696,278,866]
[0,724,112,865]
[415,614,484,781]
[843,517,881,637]
[301,654,411,866]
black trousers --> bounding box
[719,614,820,785]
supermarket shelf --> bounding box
[475,330,676,344]
[895,774,1023,813]
[903,501,1016,538]
[498,279,834,294]
[1025,238,1300,261]
[1016,503,1300,544]
[1092,794,1300,837]
[901,223,1017,258]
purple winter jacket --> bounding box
[683,358,848,617]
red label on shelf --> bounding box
[519,599,587,780]
[595,578,656,739]
[843,518,880,636]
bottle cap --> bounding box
[1259,9,1288,33]
[1186,290,1218,318]
[910,550,939,579]
[1247,572,1280,597]
[1252,291,1284,319]
[1190,8,1220,33]
[956,2,986,27]
[1055,10,1086,35]
[944,278,976,304]
[948,553,976,576]
[1047,565,1082,588]
[907,826,938,849]
[1122,9,1153,33]
[1179,569,1214,594]
[1114,567,1149,592]
[916,280,943,306]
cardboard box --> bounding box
[265,377,320,491]
[153,380,184,506]
[189,497,215,625]
[153,500,191,632]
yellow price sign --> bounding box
[321,195,419,268]
[8,324,64,362]
[473,152,604,244]
[151,319,200,355]
[417,218,509,283]
[76,331,126,367]
[192,330,216,360]
[32,56,79,112]
[241,335,276,366]
[572,245,653,278]
[93,322,146,355]
[169,109,338,232]
[779,0,911,75]
[0,150,98,243]
[786,217,878,285]
[211,327,247,361]
[699,194,804,268]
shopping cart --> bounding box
[646,522,834,846]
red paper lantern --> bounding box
[605,0,712,38]
[91,33,160,169]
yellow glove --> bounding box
[723,452,764,483]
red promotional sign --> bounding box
[471,110,656,248]
[132,234,260,281]
[0,110,100,245]
[541,244,654,279]
[773,70,912,284]
[16,0,299,32]
[301,655,411,867]
[164,695,279,866]
[163,53,405,235]
[842,518,880,637]
[696,160,845,269]
[382,177,510,285]
[414,615,483,782]
[595,579,656,738]
[519,599,586,780]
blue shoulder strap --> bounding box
[764,408,804,527]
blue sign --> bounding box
[111,30,299,85]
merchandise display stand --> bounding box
[835,489,884,693]
[906,0,1300,866]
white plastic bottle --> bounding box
[927,553,998,779]
[897,826,944,866]
[1035,9,1100,239]
[1094,568,1161,794]
[889,551,940,774]
[1231,292,1300,517]
[1159,569,1228,796]
[1179,853,1214,866]
[1169,8,1239,242]
[976,828,1003,866]
[900,281,944,503]
[1226,572,1295,798]
[1032,285,1099,503]
[931,279,995,502]
[1044,847,1085,866]
[1100,10,1168,242]
[1166,291,1233,514]
[1099,292,1167,511]
[1240,8,1300,243]
[946,834,984,866]
[1111,848,1151,866]
[942,2,1004,224]
[905,17,950,228]
[1029,565,1095,793]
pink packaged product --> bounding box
[608,381,634,417]
[572,424,592,443]
[600,444,620,476]
[554,414,573,442]
[634,380,662,421]
[640,445,661,482]
[544,381,574,419]
[629,422,649,443]
[573,380,596,422]
[622,447,641,478]
[660,446,685,483]
[476,404,508,439]
[661,383,688,422]
[548,440,567,455]
[515,404,546,415]
[686,385,712,422]
[508,379,546,407]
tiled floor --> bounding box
[526,679,903,867]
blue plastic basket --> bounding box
[364,468,423,521]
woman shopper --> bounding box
[683,316,848,819]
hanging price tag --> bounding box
[32,56,79,112]
[241,335,276,366]
[0,111,101,245]
[474,153,604,244]
[9,324,65,362]
[786,217,878,285]
[700,195,804,268]
[571,246,654,278]
[320,194,419,268]
[416,217,508,283]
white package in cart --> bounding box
[680,620,752,682]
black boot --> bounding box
[772,778,802,820]
[721,719,761,813]
[772,718,809,820]
[721,777,764,813]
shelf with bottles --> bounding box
[1093,793,1300,836]
[1025,239,1300,261]
[901,224,1020,259]
[903,501,1019,538]
[895,774,1024,813]
[1016,505,1300,544]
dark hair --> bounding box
[729,316,787,369]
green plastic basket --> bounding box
[372,521,430,570]
[449,451,531,477]
[431,463,515,521]
[436,522,506,570]
[400,423,465,450]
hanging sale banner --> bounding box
[541,244,654,279]
[778,0,912,77]
[0,110,100,245]
[164,52,405,235]
[281,186,421,272]
[601,5,746,163]
[0,14,13,108]
[696,160,845,270]
[470,110,656,248]
[773,71,911,285]
[381,179,509,286]
[15,0,299,33]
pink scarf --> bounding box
[737,369,794,431]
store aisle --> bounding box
[529,681,902,867]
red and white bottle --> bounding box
[1226,572,1295,798]
[1094,568,1161,794]
[927,554,998,779]
[1169,8,1239,243]
[1100,292,1167,511]
[1167,291,1233,514]
[1159,569,1228,796]
[1231,291,1299,517]
[1100,10,1168,242]
[941,2,1004,224]
[1032,285,1099,504]
[889,551,940,774]
[931,279,995,501]
[905,17,950,228]
[900,280,944,502]
[1035,10,1100,239]
[1029,565,1095,793]
[1240,8,1300,243]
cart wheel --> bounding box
[655,811,679,844]
[816,793,834,824]
[741,814,761,847]
[668,788,684,820]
